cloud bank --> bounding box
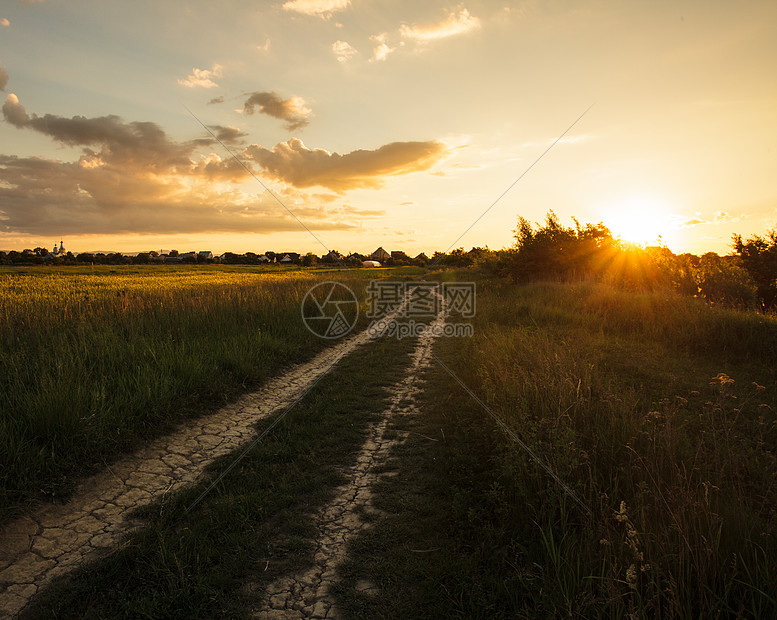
[0,94,446,236]
[245,138,448,192]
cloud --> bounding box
[207,96,224,105]
[399,7,480,42]
[1,18,9,27]
[3,93,28,126]
[2,95,196,171]
[332,40,357,63]
[244,138,449,192]
[0,94,441,237]
[177,64,223,89]
[670,211,746,229]
[0,152,361,235]
[0,66,8,91]
[282,0,349,18]
[713,211,744,224]
[208,124,249,145]
[243,91,311,131]
[257,38,271,52]
[369,33,395,62]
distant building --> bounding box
[198,251,214,261]
[278,252,300,263]
[323,250,345,263]
[362,260,382,268]
[414,252,430,263]
[370,247,390,261]
[50,240,66,257]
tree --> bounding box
[510,211,581,282]
[732,229,777,309]
[695,252,757,308]
[302,252,318,267]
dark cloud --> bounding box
[0,94,440,236]
[3,94,194,171]
[0,66,8,91]
[0,154,358,235]
[243,91,311,131]
[209,124,249,145]
[244,138,448,192]
[2,93,27,125]
[207,96,224,105]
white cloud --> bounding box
[282,0,349,18]
[257,38,271,52]
[670,211,746,229]
[713,211,744,224]
[1,18,10,27]
[332,40,357,63]
[177,64,223,89]
[400,7,480,42]
[369,33,395,62]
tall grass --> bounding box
[0,267,378,519]
[452,279,777,616]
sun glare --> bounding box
[605,196,671,246]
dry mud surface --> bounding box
[250,312,444,619]
[0,327,378,619]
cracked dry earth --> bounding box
[250,310,445,620]
[0,326,382,619]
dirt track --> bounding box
[250,311,444,619]
[0,327,378,619]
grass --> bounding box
[337,278,777,618]
[8,272,777,617]
[0,265,421,520]
[21,325,418,619]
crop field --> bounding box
[2,267,777,618]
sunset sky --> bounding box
[1,0,775,256]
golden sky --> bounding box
[0,0,775,255]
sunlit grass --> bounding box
[455,279,777,616]
[0,266,392,520]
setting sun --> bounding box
[604,196,672,247]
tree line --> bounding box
[467,211,777,310]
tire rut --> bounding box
[250,310,445,619]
